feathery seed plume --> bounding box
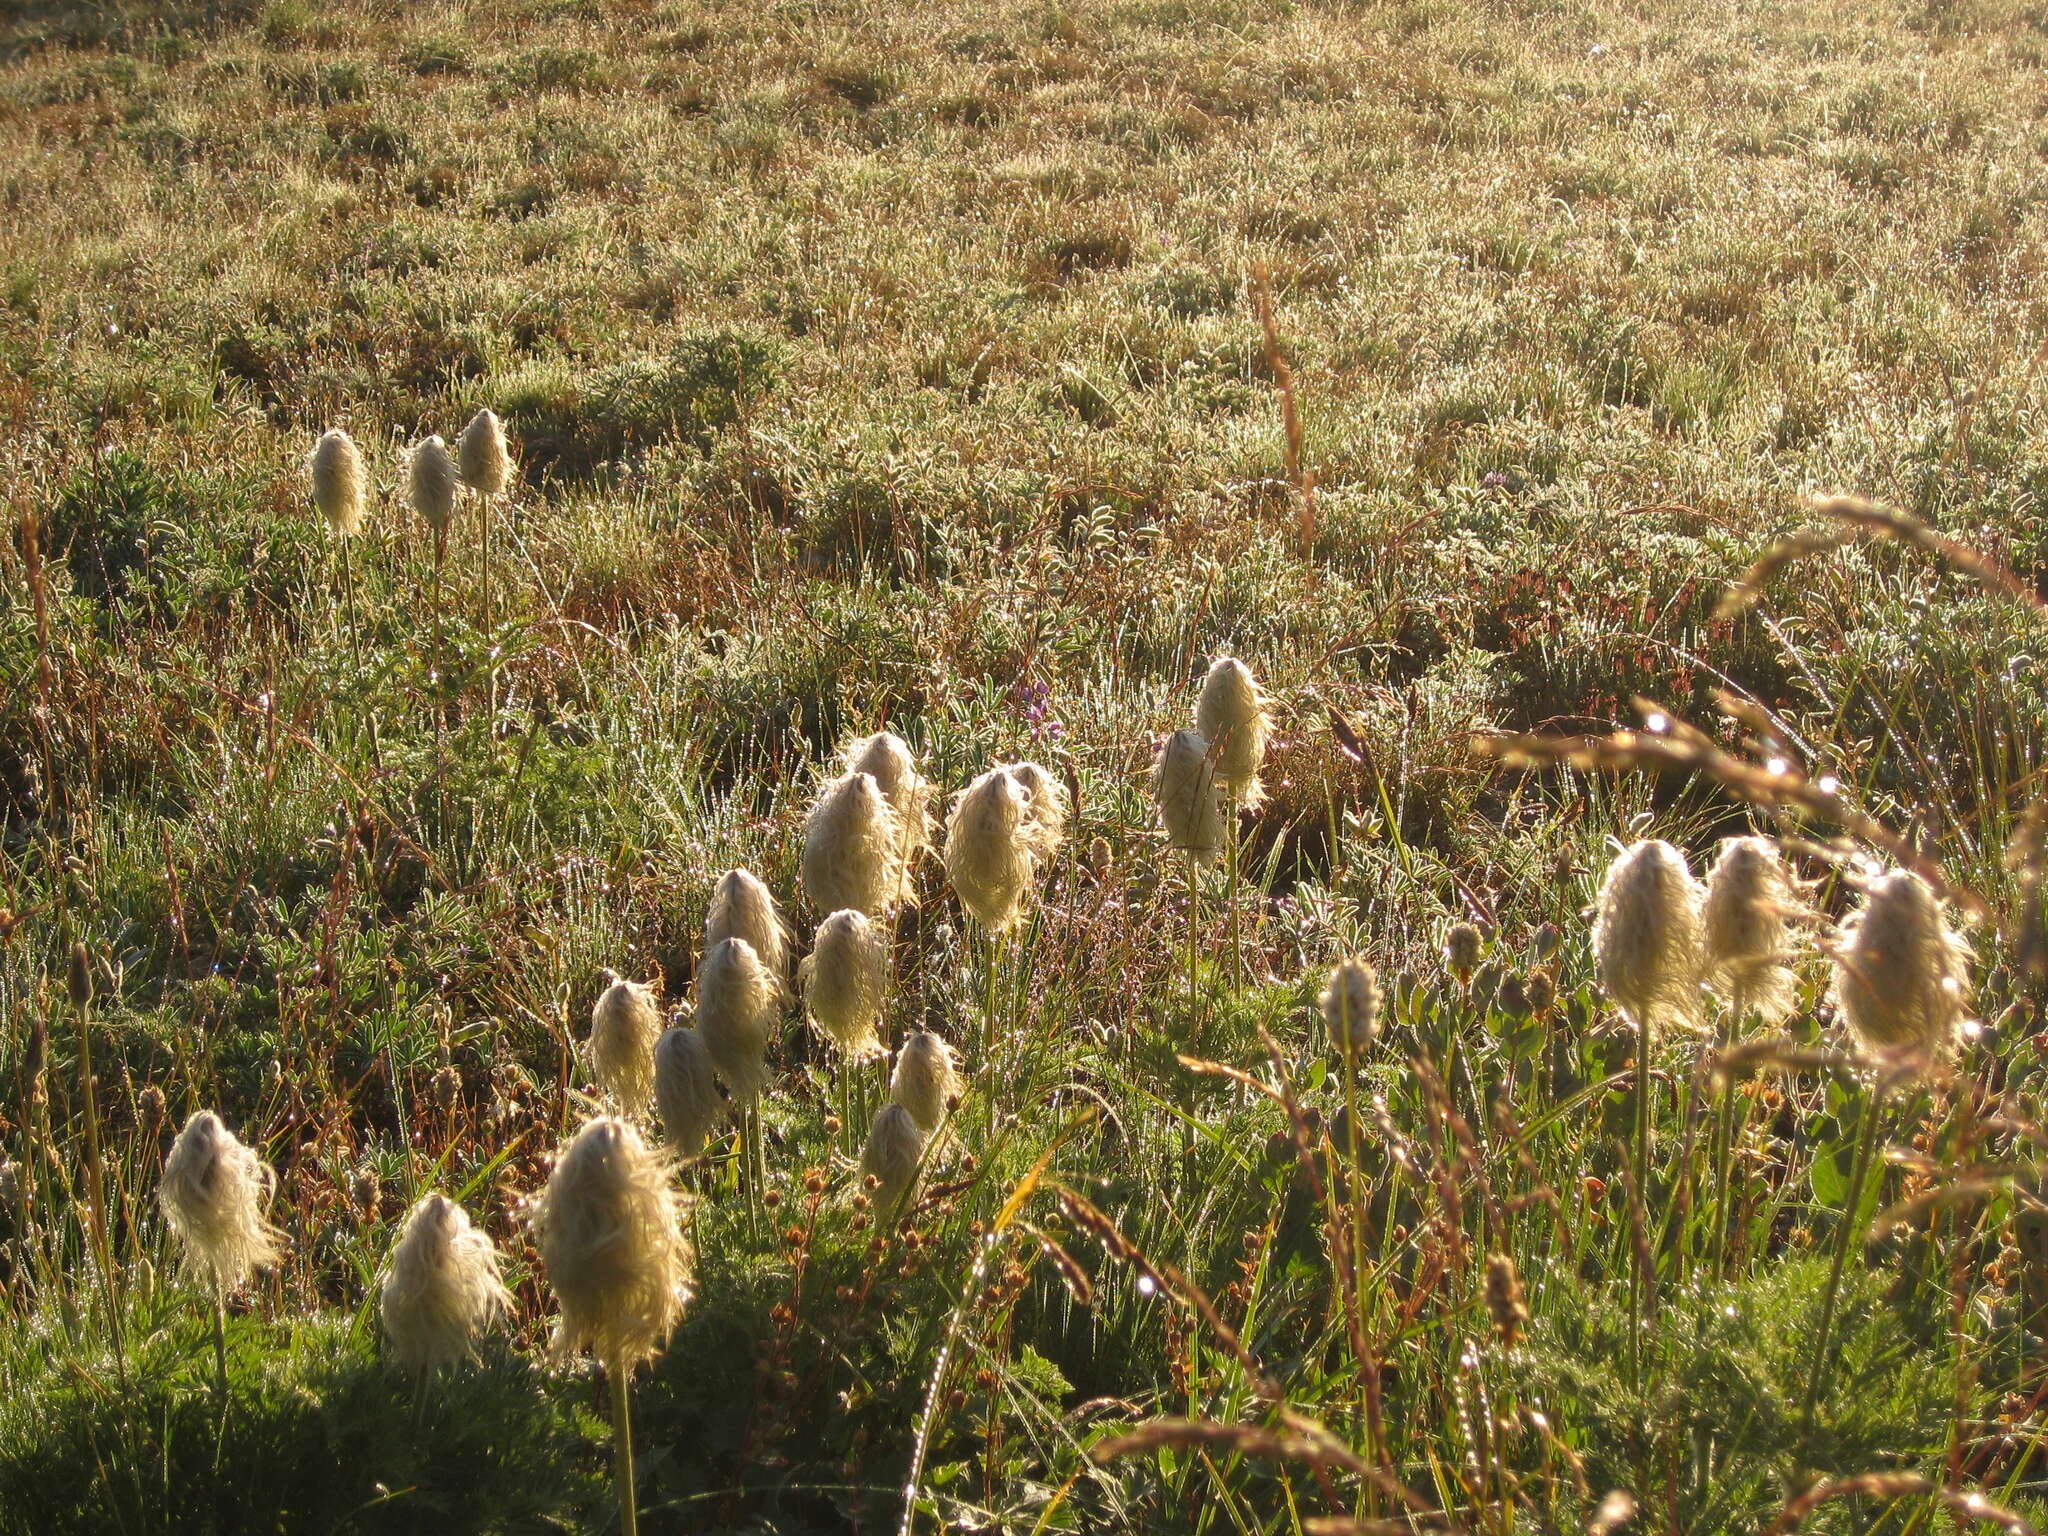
[800,908,888,1060]
[589,973,661,1117]
[457,408,511,496]
[889,1030,960,1134]
[530,1116,691,1371]
[1319,957,1381,1055]
[1195,657,1270,807]
[705,868,789,985]
[849,732,932,900]
[310,429,365,537]
[408,435,460,538]
[1703,835,1804,1024]
[1828,869,1971,1068]
[1004,760,1069,865]
[803,771,905,918]
[860,1102,926,1213]
[1592,839,1706,1033]
[944,768,1035,930]
[1151,729,1223,865]
[159,1110,282,1294]
[380,1192,513,1374]
[696,937,778,1108]
[653,1027,724,1159]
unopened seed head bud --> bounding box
[69,942,92,1010]
[1319,957,1381,1055]
[1445,922,1483,980]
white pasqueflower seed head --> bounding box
[1002,760,1069,865]
[705,868,789,984]
[696,936,778,1108]
[803,771,906,918]
[1828,870,1971,1068]
[408,435,460,537]
[1152,729,1224,865]
[589,973,661,1116]
[848,732,932,900]
[1592,838,1706,1032]
[800,908,888,1060]
[380,1192,512,1375]
[889,1030,960,1134]
[456,408,511,496]
[1194,657,1270,807]
[860,1102,926,1212]
[309,428,365,537]
[159,1109,283,1294]
[1703,835,1803,1024]
[945,768,1033,931]
[1319,957,1381,1054]
[653,1027,724,1159]
[530,1116,691,1373]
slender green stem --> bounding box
[480,490,496,725]
[1224,806,1242,992]
[339,535,362,675]
[609,1360,638,1536]
[1801,1080,1888,1440]
[212,1288,228,1411]
[431,530,446,797]
[980,927,1005,1106]
[1629,1010,1653,1392]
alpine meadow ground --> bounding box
[5,0,2048,1531]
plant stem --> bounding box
[480,490,495,725]
[609,1360,638,1536]
[1801,1079,1888,1441]
[431,528,446,802]
[212,1288,228,1410]
[339,534,362,675]
[1224,806,1242,991]
[1629,1010,1653,1392]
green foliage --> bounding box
[2,0,2045,1530]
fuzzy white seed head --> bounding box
[1152,729,1224,866]
[1592,839,1706,1033]
[1195,657,1270,808]
[861,1102,926,1213]
[589,973,661,1116]
[848,732,933,901]
[705,868,789,984]
[1003,760,1069,865]
[309,428,365,537]
[1829,870,1971,1068]
[408,435,460,538]
[800,908,889,1060]
[1320,957,1381,1055]
[944,768,1034,931]
[158,1110,283,1294]
[457,408,511,496]
[803,771,906,918]
[530,1117,691,1372]
[380,1192,512,1375]
[889,1030,960,1134]
[696,937,779,1108]
[1703,835,1803,1024]
[653,1027,724,1159]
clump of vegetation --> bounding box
[5,0,2048,1531]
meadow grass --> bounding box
[4,0,2048,1529]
